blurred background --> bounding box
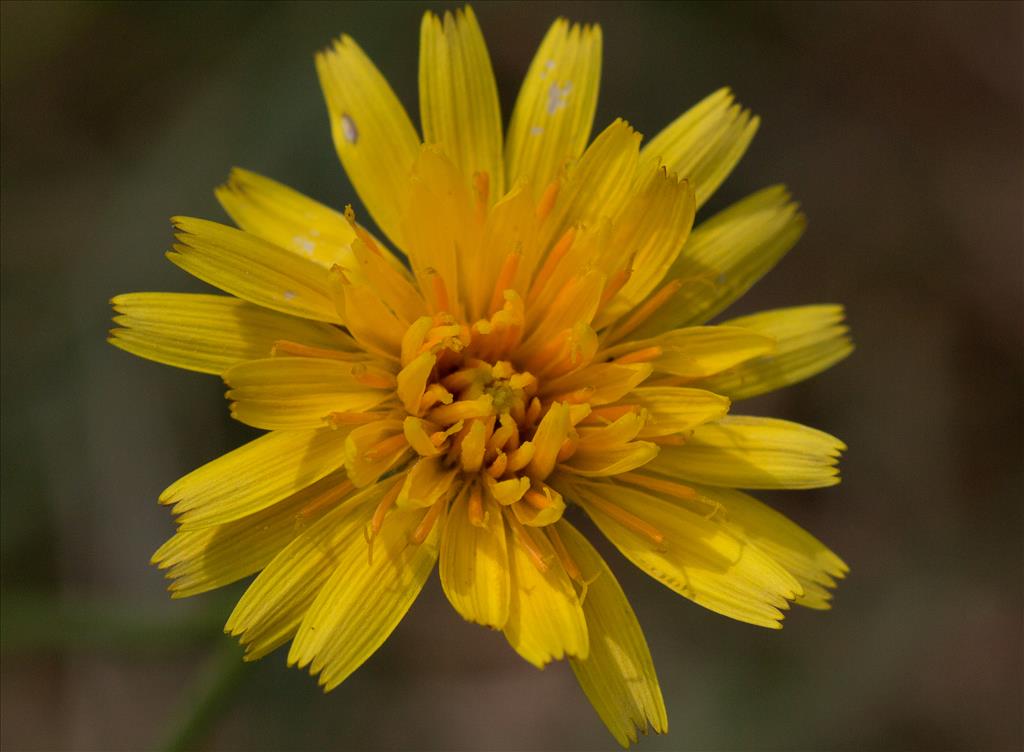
[2,1,1021,750]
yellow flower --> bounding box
[110,7,852,747]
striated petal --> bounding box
[396,455,459,509]
[288,505,440,690]
[525,402,572,482]
[506,18,602,192]
[503,519,588,666]
[561,413,659,477]
[641,88,758,208]
[316,35,421,249]
[558,520,667,748]
[542,362,652,405]
[646,416,845,490]
[168,218,340,323]
[440,487,511,628]
[628,386,730,437]
[420,7,504,196]
[344,419,411,487]
[109,293,354,375]
[633,186,805,337]
[215,168,357,268]
[225,357,395,430]
[692,484,848,609]
[161,428,351,530]
[693,305,853,400]
[557,476,801,628]
[225,480,395,660]
[604,326,775,379]
[153,470,353,598]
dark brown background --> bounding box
[2,2,1021,750]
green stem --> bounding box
[158,641,250,752]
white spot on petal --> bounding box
[341,113,358,144]
[283,290,297,301]
[293,236,316,255]
[530,126,544,136]
[546,82,572,115]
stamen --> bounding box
[371,477,404,537]
[503,507,549,572]
[545,525,582,582]
[343,205,384,258]
[614,346,663,365]
[525,397,542,425]
[364,433,408,461]
[555,437,578,462]
[487,451,508,478]
[617,473,722,517]
[527,226,576,306]
[326,411,384,426]
[428,269,451,313]
[524,488,552,510]
[505,442,535,473]
[651,434,687,446]
[296,479,355,519]
[410,494,446,544]
[598,257,634,310]
[351,363,397,389]
[536,178,560,222]
[585,404,639,423]
[604,278,683,345]
[584,493,665,545]
[549,386,594,404]
[467,483,486,527]
[489,251,521,316]
[428,395,494,425]
[473,170,490,220]
[418,383,454,413]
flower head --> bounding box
[110,7,851,747]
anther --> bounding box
[536,179,560,222]
[489,251,521,316]
[527,226,576,306]
[614,346,663,365]
[272,340,356,361]
[410,494,446,544]
[364,433,408,461]
[467,484,486,527]
[604,279,683,346]
[584,493,665,545]
[296,479,354,519]
[504,508,549,572]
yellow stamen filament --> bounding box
[272,340,355,361]
[489,251,521,316]
[473,170,490,220]
[524,488,552,510]
[296,479,355,519]
[410,495,446,544]
[555,437,578,462]
[364,433,408,461]
[527,227,576,306]
[429,269,451,313]
[599,259,634,310]
[504,508,549,572]
[467,484,485,527]
[584,493,665,545]
[614,346,663,365]
[605,278,683,345]
[351,364,397,389]
[617,472,700,501]
[545,525,582,583]
[371,477,404,537]
[505,442,535,473]
[536,178,560,222]
[487,451,508,478]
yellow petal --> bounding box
[692,484,848,609]
[109,293,354,375]
[557,520,667,747]
[153,470,353,598]
[470,182,539,321]
[560,413,659,477]
[640,88,758,208]
[344,419,411,487]
[646,416,845,490]
[225,357,395,430]
[396,352,437,415]
[331,270,406,360]
[694,305,853,400]
[597,164,697,326]
[506,18,602,191]
[215,168,356,268]
[396,456,459,509]
[168,217,339,324]
[604,326,775,379]
[440,487,511,628]
[316,35,420,249]
[537,119,641,256]
[419,7,504,196]
[403,416,441,457]
[400,147,480,311]
[482,472,531,506]
[225,479,394,660]
[161,428,351,530]
[632,186,805,337]
[542,362,652,405]
[288,504,440,690]
[503,520,588,666]
[558,476,800,628]
[629,386,730,437]
[526,401,571,482]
